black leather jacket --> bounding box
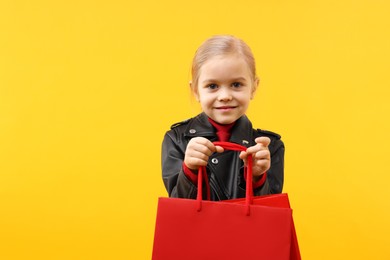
[162,113,285,200]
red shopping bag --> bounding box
[152,142,300,260]
[225,193,301,260]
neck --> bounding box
[208,117,235,132]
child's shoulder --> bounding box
[255,128,281,140]
[170,118,192,129]
[169,113,205,129]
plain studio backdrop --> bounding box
[1,0,389,259]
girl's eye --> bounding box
[207,84,218,90]
[232,82,242,88]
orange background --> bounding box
[1,0,390,259]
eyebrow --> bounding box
[201,77,248,84]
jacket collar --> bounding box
[183,112,254,147]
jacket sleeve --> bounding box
[161,131,198,199]
[253,137,285,195]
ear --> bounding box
[251,77,260,99]
[190,81,200,101]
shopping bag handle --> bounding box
[197,141,253,216]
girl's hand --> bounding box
[184,137,224,170]
[239,137,271,181]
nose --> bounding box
[217,87,232,102]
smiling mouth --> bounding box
[215,106,237,110]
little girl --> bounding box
[161,35,284,200]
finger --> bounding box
[239,151,248,165]
[194,138,218,154]
[215,146,224,153]
[192,144,214,156]
[245,144,260,154]
[239,151,247,160]
[190,141,215,156]
[185,157,209,170]
[188,150,212,162]
[254,158,270,170]
[255,137,271,147]
[254,150,270,160]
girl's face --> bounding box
[194,54,257,124]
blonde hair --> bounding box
[191,35,257,92]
